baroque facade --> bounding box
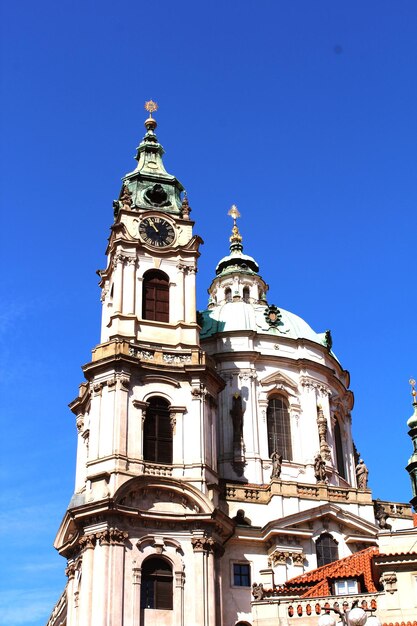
[48,108,415,626]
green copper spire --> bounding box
[113,101,185,217]
[406,378,417,508]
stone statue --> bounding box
[230,393,244,449]
[314,453,327,483]
[374,500,392,531]
[356,458,369,489]
[252,582,264,601]
[233,509,250,526]
[271,450,283,480]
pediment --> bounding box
[263,503,378,540]
[260,371,298,392]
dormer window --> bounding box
[334,579,359,595]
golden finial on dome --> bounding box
[144,100,158,117]
[227,204,243,246]
[410,378,417,403]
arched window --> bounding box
[334,419,346,479]
[140,557,173,610]
[316,533,338,568]
[143,397,172,464]
[243,287,250,302]
[225,287,232,302]
[267,396,292,460]
[142,270,169,322]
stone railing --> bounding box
[375,499,413,520]
[252,592,382,620]
[143,461,173,477]
[222,479,373,506]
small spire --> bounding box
[228,204,243,251]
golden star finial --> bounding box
[228,204,241,225]
[410,378,416,403]
[144,100,158,117]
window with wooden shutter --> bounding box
[142,270,169,323]
[143,397,172,464]
[140,557,173,610]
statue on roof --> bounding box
[356,458,369,490]
[374,500,392,531]
[271,450,283,480]
[314,453,327,483]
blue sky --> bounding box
[1,1,416,624]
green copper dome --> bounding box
[200,301,329,347]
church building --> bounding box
[47,104,416,626]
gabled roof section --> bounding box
[277,546,379,598]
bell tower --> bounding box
[100,100,200,348]
[54,104,230,626]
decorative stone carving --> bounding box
[181,194,191,219]
[238,369,258,381]
[120,183,133,210]
[264,304,282,327]
[252,582,264,600]
[119,487,200,514]
[374,500,392,530]
[79,534,97,550]
[65,562,77,579]
[129,346,155,360]
[300,377,331,396]
[191,536,215,553]
[316,406,331,461]
[379,571,397,593]
[268,550,290,566]
[163,352,192,364]
[292,552,305,566]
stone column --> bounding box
[176,263,186,322]
[174,570,185,626]
[75,414,87,493]
[91,531,110,626]
[170,406,187,465]
[191,537,216,626]
[112,375,130,459]
[78,534,96,624]
[135,275,143,319]
[65,562,77,626]
[131,400,148,461]
[132,563,141,624]
[113,253,124,314]
[88,383,103,463]
[108,528,128,626]
[184,266,197,323]
[122,257,136,315]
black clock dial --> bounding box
[139,216,175,247]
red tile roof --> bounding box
[274,547,379,598]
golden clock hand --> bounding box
[148,218,158,232]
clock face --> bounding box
[139,216,175,247]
